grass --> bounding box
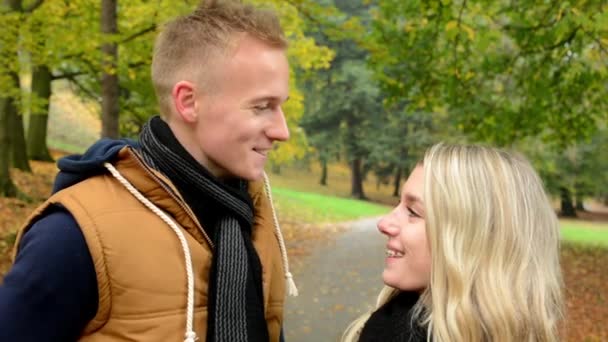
[272,187,390,223]
[268,161,400,206]
[560,219,608,247]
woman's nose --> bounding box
[377,212,399,237]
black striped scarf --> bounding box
[139,117,264,342]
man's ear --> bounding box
[171,81,198,123]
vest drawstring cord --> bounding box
[263,172,298,297]
[104,163,199,342]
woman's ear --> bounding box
[171,81,198,123]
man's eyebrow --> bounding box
[251,95,290,103]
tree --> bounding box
[20,2,60,161]
[12,0,96,162]
[2,0,99,172]
[0,0,337,200]
[364,109,440,197]
[100,0,118,138]
[0,98,17,197]
[519,125,608,217]
[365,0,607,148]
[302,58,383,199]
[2,0,34,173]
[298,0,387,199]
[7,71,30,172]
[27,65,53,161]
[0,0,42,197]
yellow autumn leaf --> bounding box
[445,20,458,32]
[462,24,476,40]
[417,97,427,108]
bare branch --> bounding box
[52,70,86,81]
[502,20,558,31]
[452,0,468,63]
[127,61,148,69]
[23,0,44,12]
[66,75,99,102]
[519,26,580,55]
[457,0,467,27]
[58,25,155,64]
[499,5,556,31]
[583,30,608,56]
[120,25,156,44]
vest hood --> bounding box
[53,138,140,193]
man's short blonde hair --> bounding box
[151,0,288,117]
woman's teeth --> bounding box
[386,250,404,258]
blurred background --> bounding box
[0,0,606,340]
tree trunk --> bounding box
[575,196,585,211]
[319,155,328,186]
[28,65,53,161]
[574,183,586,212]
[559,187,577,217]
[392,166,402,197]
[350,157,366,199]
[101,0,119,138]
[0,98,18,197]
[7,71,31,172]
[0,0,24,196]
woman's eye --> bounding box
[406,206,421,218]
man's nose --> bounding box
[267,108,290,141]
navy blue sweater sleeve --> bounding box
[0,209,98,342]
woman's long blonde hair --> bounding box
[342,143,564,342]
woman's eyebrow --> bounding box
[404,193,423,205]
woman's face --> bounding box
[377,165,431,291]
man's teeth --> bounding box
[386,250,404,257]
[255,149,268,156]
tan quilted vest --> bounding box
[14,147,286,341]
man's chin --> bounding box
[237,167,265,182]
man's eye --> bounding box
[254,104,270,111]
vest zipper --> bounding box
[127,148,214,249]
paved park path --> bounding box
[283,217,387,342]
